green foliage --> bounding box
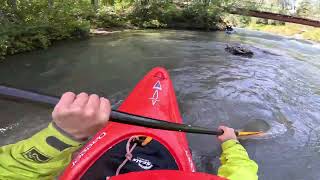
[0,36,9,59]
[269,20,285,26]
[128,1,224,30]
[247,23,320,42]
[0,0,90,59]
[93,6,127,28]
[242,0,320,20]
[128,1,170,28]
[296,0,313,18]
[256,18,268,25]
[239,16,252,26]
[0,0,231,59]
[114,0,134,11]
[223,14,251,27]
[302,28,320,42]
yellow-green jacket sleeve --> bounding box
[0,123,83,180]
[218,140,258,180]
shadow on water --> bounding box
[0,30,320,180]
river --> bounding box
[0,29,320,180]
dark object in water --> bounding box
[225,25,235,34]
[226,25,233,31]
[225,45,254,57]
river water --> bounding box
[1,29,320,180]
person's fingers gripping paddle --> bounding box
[52,92,111,140]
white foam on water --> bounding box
[265,121,288,138]
[0,123,19,134]
[239,121,287,140]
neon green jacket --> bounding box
[218,139,258,180]
[0,124,258,180]
[0,123,83,180]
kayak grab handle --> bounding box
[0,85,224,136]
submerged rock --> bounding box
[225,45,254,57]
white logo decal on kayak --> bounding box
[71,132,107,167]
[153,80,162,90]
[149,80,162,106]
[132,157,153,170]
[150,90,159,106]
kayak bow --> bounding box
[60,67,196,179]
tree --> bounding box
[92,0,99,10]
[48,0,54,9]
[102,0,115,6]
[296,0,312,17]
[6,0,17,10]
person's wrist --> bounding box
[52,121,88,142]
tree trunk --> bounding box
[91,0,99,11]
[48,0,54,9]
[229,8,320,27]
[105,0,114,6]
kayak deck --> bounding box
[60,67,195,179]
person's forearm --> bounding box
[217,140,258,180]
[0,123,83,179]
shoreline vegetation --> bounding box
[1,1,319,60]
[0,0,228,59]
[245,21,320,43]
[223,0,320,43]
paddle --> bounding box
[0,85,264,137]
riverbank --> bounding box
[223,14,320,43]
[246,23,320,42]
[1,1,227,60]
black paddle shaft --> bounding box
[0,85,224,136]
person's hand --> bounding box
[52,92,111,140]
[217,126,237,143]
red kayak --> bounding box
[60,67,226,180]
[60,67,196,179]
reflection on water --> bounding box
[0,29,320,180]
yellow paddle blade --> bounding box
[237,131,264,136]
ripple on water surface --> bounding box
[0,30,320,179]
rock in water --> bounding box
[225,45,254,58]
